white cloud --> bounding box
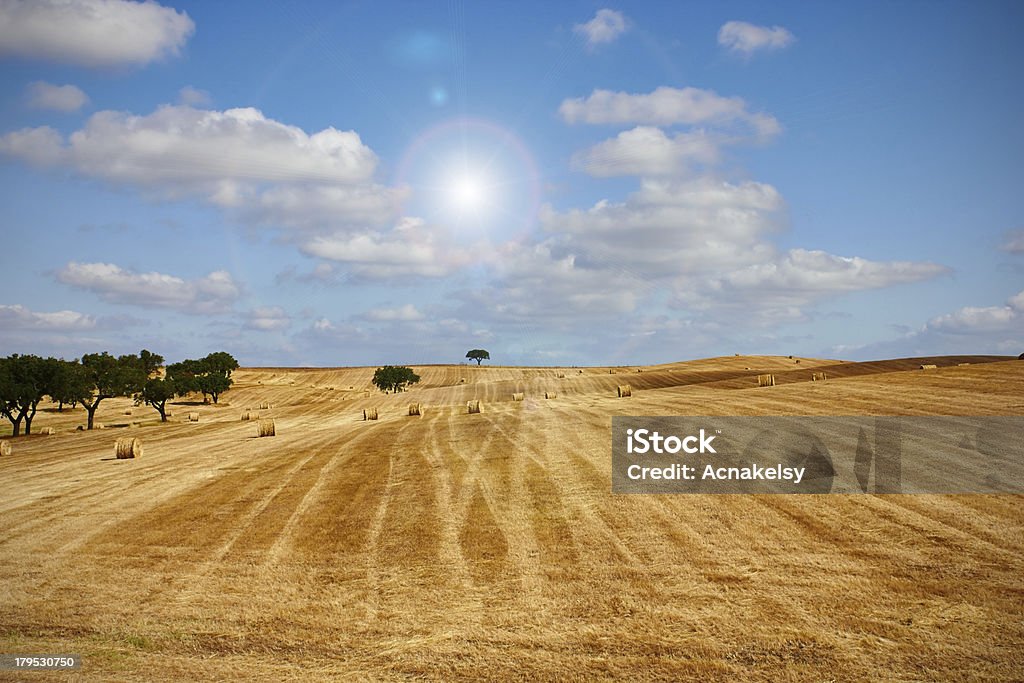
[717,21,795,56]
[0,303,97,331]
[0,106,377,194]
[574,9,628,48]
[245,306,291,332]
[26,81,88,112]
[362,304,424,322]
[301,217,473,279]
[1000,229,1024,254]
[178,85,210,106]
[0,0,194,67]
[571,126,721,177]
[56,261,240,314]
[558,86,780,138]
[927,290,1024,334]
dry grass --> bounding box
[0,355,1021,681]
[114,436,141,459]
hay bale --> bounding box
[259,402,272,410]
[363,408,378,421]
[609,369,614,374]
[512,392,524,401]
[919,364,938,370]
[124,409,133,415]
[957,362,971,367]
[794,359,801,364]
[811,372,827,381]
[617,385,631,397]
[557,372,566,379]
[188,412,199,422]
[115,437,141,459]
[636,368,643,373]
[240,411,259,421]
[95,423,106,430]
[1018,352,1024,360]
[467,400,481,414]
[0,441,11,456]
[545,391,557,399]
[76,425,84,431]
[257,419,276,437]
[757,374,776,387]
[39,427,55,435]
[459,378,466,384]
[408,403,422,416]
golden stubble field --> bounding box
[1,355,1022,681]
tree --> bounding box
[372,366,420,394]
[466,349,490,365]
[49,359,92,412]
[136,377,180,422]
[0,355,47,436]
[78,352,147,430]
[166,351,238,404]
[139,349,165,377]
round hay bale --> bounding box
[76,425,84,431]
[259,402,272,410]
[0,441,11,456]
[38,427,56,435]
[467,400,481,414]
[609,369,614,374]
[363,408,379,421]
[95,423,106,430]
[617,385,631,397]
[512,392,524,401]
[257,419,276,437]
[124,409,133,415]
[919,364,938,370]
[757,374,776,387]
[240,411,259,421]
[459,378,467,384]
[408,403,422,416]
[557,372,566,379]
[545,391,557,399]
[636,368,643,373]
[957,362,971,367]
[811,372,827,381]
[115,437,141,459]
[188,412,199,422]
[1018,352,1024,360]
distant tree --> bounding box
[166,351,238,404]
[466,349,490,366]
[372,366,421,394]
[139,349,165,377]
[136,377,180,422]
[78,352,147,430]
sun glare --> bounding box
[448,174,487,213]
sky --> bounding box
[0,0,1022,367]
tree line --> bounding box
[0,350,238,435]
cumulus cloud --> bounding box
[300,217,473,279]
[927,290,1024,334]
[245,306,291,332]
[574,9,628,48]
[362,304,424,322]
[1000,229,1024,254]
[0,303,97,331]
[717,21,795,56]
[571,126,722,177]
[25,81,88,112]
[0,0,194,67]
[56,261,240,314]
[0,105,378,190]
[558,86,780,138]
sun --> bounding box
[447,174,488,214]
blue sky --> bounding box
[1,0,1022,366]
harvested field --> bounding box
[0,354,1021,680]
